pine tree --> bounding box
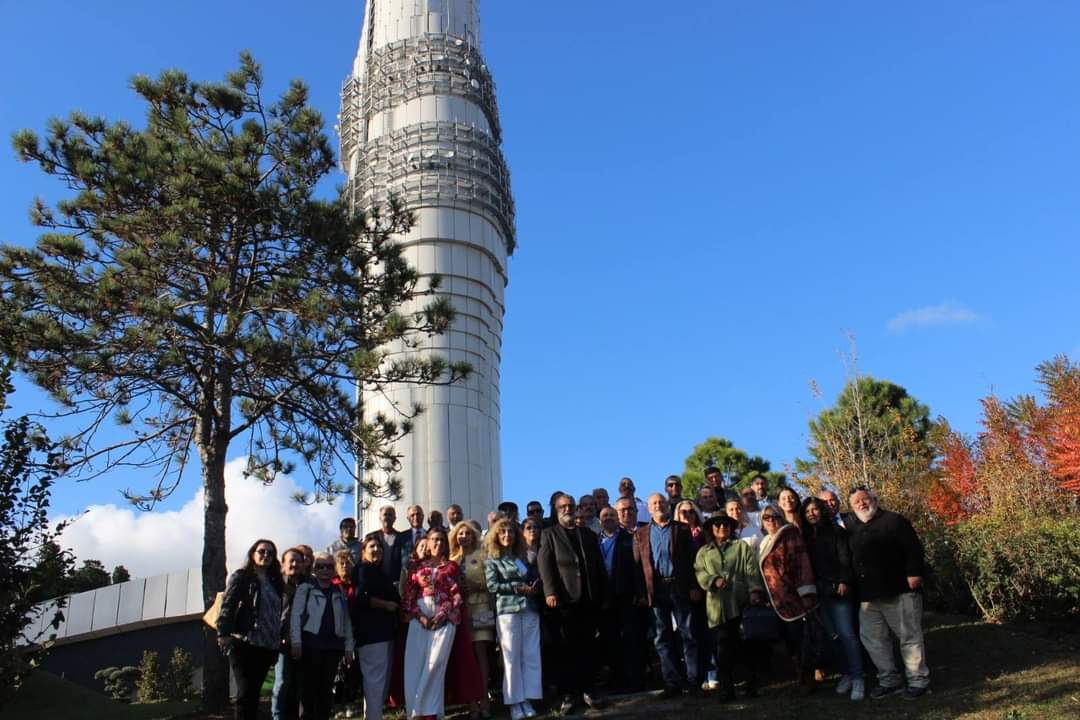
[135,650,165,703]
[111,565,131,584]
[1,53,469,707]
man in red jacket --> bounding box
[633,493,703,697]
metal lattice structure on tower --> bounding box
[340,0,514,533]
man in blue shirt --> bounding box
[598,505,645,693]
[632,493,702,696]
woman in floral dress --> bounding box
[401,528,463,719]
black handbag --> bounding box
[740,605,781,642]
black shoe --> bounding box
[582,692,606,710]
[659,686,682,699]
[870,684,903,700]
[745,677,760,698]
[903,686,930,701]
[558,694,576,714]
[720,683,735,702]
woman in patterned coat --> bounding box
[758,506,821,695]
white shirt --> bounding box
[737,523,763,553]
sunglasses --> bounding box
[761,515,778,522]
[254,548,276,557]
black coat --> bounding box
[847,509,925,601]
[803,524,855,597]
[351,561,401,646]
[218,569,281,639]
[537,524,606,606]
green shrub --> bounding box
[94,665,139,701]
[162,647,195,701]
[920,523,974,614]
[135,650,165,703]
[954,514,1080,623]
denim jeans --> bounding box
[271,651,298,720]
[649,580,700,688]
[820,597,863,678]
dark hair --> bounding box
[339,517,356,529]
[549,492,573,518]
[526,500,543,511]
[704,466,721,477]
[800,497,833,539]
[703,514,738,539]
[750,473,767,483]
[242,538,284,593]
[548,490,566,519]
[426,528,450,560]
[497,501,519,515]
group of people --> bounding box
[215,470,931,719]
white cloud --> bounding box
[886,301,982,335]
[56,458,342,579]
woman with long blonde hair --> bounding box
[450,520,494,719]
[485,518,542,719]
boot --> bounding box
[799,666,817,697]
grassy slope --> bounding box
[8,613,1079,719]
[589,614,1080,720]
[6,671,194,720]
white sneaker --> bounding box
[836,675,853,694]
[510,702,525,720]
[702,680,720,691]
[851,679,865,701]
[522,700,538,718]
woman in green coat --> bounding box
[694,514,766,700]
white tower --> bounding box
[340,0,514,532]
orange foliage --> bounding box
[1049,407,1080,494]
[932,357,1080,523]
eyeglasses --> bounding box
[254,548,275,557]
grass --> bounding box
[584,613,1080,720]
[8,613,1079,719]
[5,671,194,720]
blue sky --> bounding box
[3,0,1078,524]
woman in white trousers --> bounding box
[351,537,401,720]
[402,528,463,719]
[485,519,543,720]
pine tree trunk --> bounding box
[200,451,229,709]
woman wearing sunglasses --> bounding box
[217,539,284,720]
[290,552,355,720]
[758,506,821,696]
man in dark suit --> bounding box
[597,505,645,693]
[363,505,406,583]
[633,493,702,696]
[538,493,607,714]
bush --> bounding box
[135,650,165,703]
[954,514,1080,623]
[94,666,139,701]
[162,648,195,701]
[920,523,974,615]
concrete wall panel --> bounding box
[64,590,96,638]
[91,583,121,632]
[143,574,168,622]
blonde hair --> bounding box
[448,520,482,562]
[484,518,526,559]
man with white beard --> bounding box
[847,487,930,701]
